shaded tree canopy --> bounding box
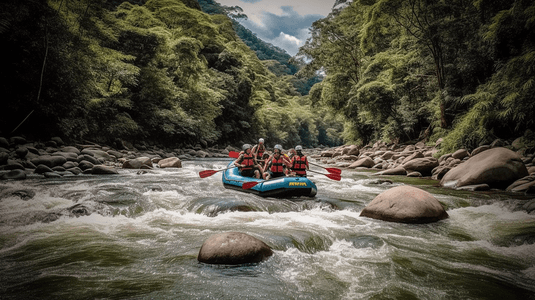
[2,0,533,153]
[299,0,535,152]
[0,0,338,149]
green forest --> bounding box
[1,0,534,154]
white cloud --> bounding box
[267,32,304,56]
[279,32,302,46]
[217,0,336,55]
[218,0,334,21]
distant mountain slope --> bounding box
[198,0,298,75]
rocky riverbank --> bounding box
[313,139,535,195]
[0,136,240,180]
[2,135,535,198]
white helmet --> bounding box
[295,145,303,151]
[259,138,264,143]
[274,144,283,152]
[242,144,252,150]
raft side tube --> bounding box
[222,162,317,198]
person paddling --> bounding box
[262,144,291,180]
[234,144,261,179]
[290,145,309,177]
[252,138,266,166]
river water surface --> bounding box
[1,159,534,299]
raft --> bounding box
[222,162,317,198]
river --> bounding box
[1,159,534,299]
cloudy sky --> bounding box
[216,0,337,56]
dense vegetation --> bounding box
[197,0,322,94]
[300,0,535,153]
[1,0,533,153]
[0,0,341,149]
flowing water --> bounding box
[1,159,534,299]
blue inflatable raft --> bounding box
[222,162,317,198]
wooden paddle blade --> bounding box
[242,181,261,189]
[324,167,342,174]
[229,151,240,158]
[199,170,218,178]
[325,173,342,181]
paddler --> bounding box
[234,144,261,179]
[252,138,266,165]
[262,144,291,180]
[290,145,309,177]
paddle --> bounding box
[308,169,341,181]
[199,166,236,178]
[229,151,240,159]
[309,162,341,174]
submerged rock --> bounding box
[198,232,273,265]
[360,185,448,224]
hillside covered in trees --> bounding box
[300,0,535,153]
[0,0,342,149]
[1,0,534,154]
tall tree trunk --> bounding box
[430,39,448,128]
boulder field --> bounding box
[315,139,535,194]
[0,136,240,180]
[2,135,535,195]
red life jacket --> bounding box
[270,155,284,173]
[292,155,307,175]
[240,151,254,170]
[255,144,265,160]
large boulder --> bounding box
[1,169,27,180]
[10,136,27,145]
[81,149,113,161]
[122,157,152,169]
[197,232,273,265]
[471,145,491,156]
[452,149,470,160]
[321,150,335,157]
[157,157,182,168]
[349,157,375,168]
[0,137,9,148]
[35,164,54,174]
[380,151,395,160]
[401,151,424,164]
[15,147,28,158]
[0,152,8,165]
[343,145,360,156]
[360,185,448,223]
[107,150,124,159]
[90,165,119,175]
[52,151,79,162]
[78,154,100,165]
[30,155,67,168]
[402,157,439,175]
[78,161,94,170]
[440,147,528,189]
[61,146,81,155]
